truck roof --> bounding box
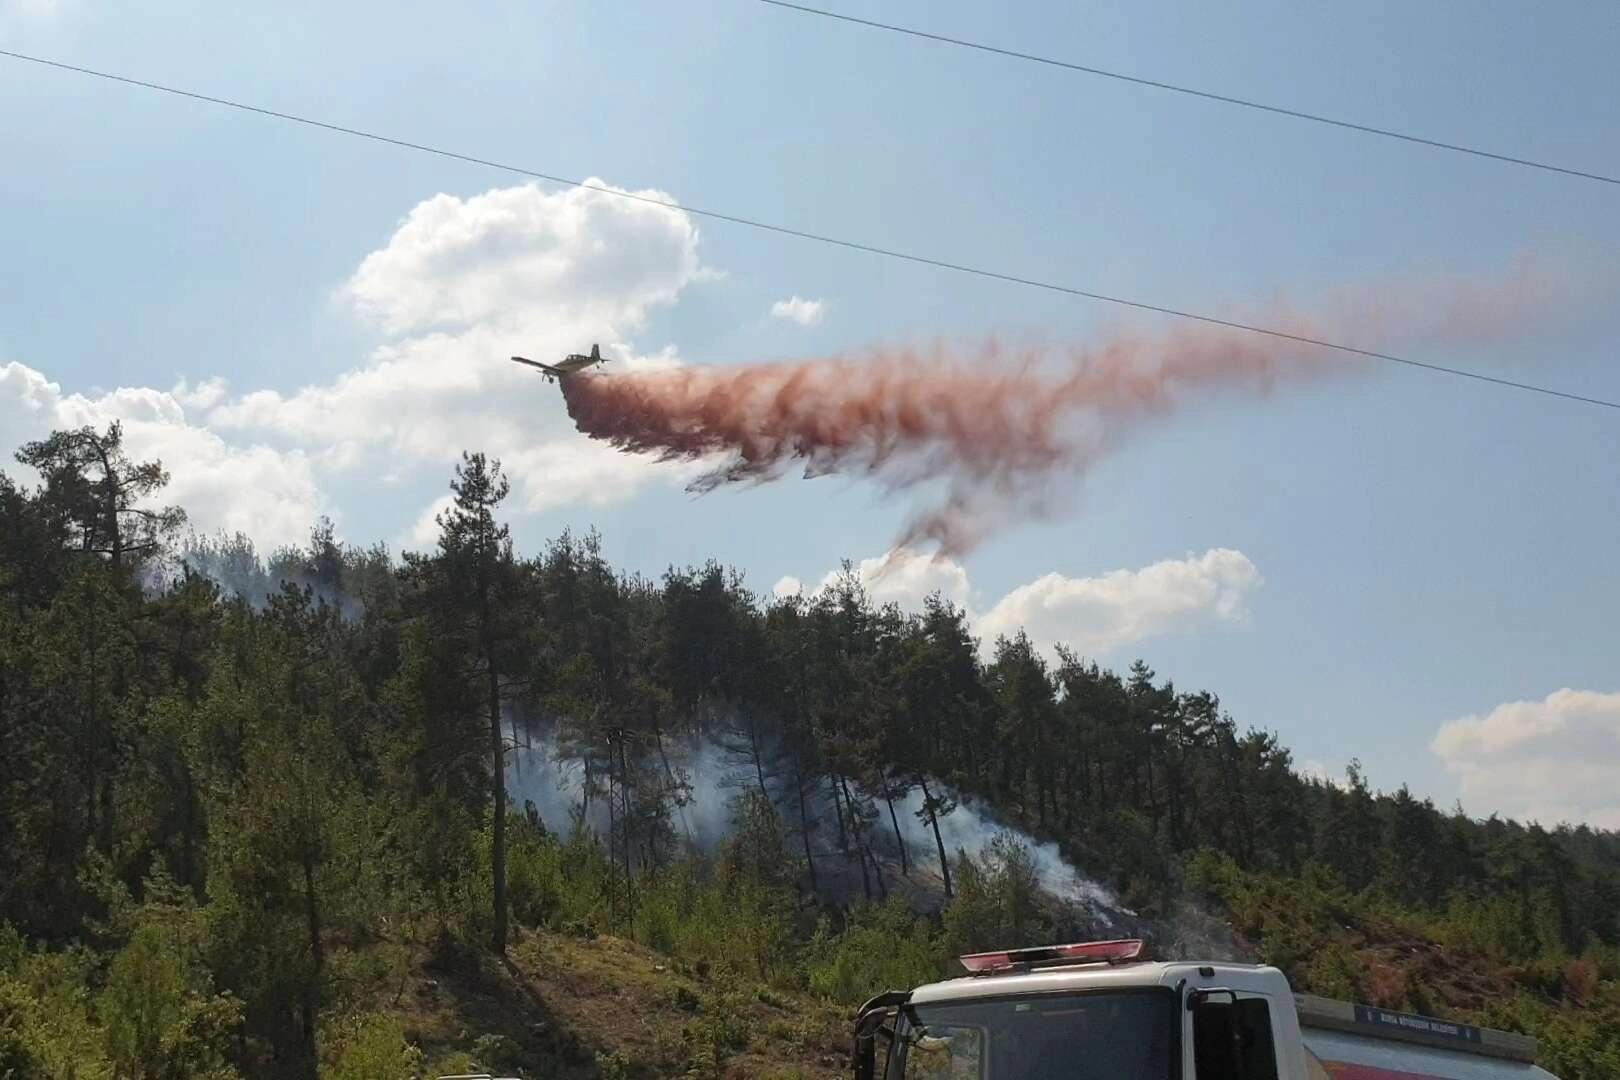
[906,958,1542,1067]
[1295,993,1539,1064]
[908,959,1283,1005]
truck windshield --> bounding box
[887,990,1174,1079]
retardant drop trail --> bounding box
[558,262,1566,556]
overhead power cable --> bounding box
[753,0,1620,189]
[2,47,1616,412]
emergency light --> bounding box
[958,938,1145,974]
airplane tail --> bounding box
[591,344,601,360]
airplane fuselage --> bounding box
[510,344,608,383]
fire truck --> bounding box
[852,939,1558,1079]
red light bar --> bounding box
[959,938,1144,973]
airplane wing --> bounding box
[510,356,565,375]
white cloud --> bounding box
[1432,689,1620,829]
[777,546,1261,657]
[208,179,711,534]
[978,548,1261,655]
[774,548,971,611]
[769,296,825,326]
[172,376,228,410]
[503,437,708,514]
[1300,760,1350,790]
[341,181,703,336]
[1,361,323,551]
[402,493,455,551]
[3,178,718,553]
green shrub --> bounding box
[805,896,943,1004]
[0,979,44,1079]
[318,1011,421,1080]
[424,1049,477,1077]
[678,992,751,1078]
[629,855,796,986]
[941,835,1050,958]
[595,1048,636,1079]
[159,992,245,1080]
[473,1031,520,1072]
[102,922,190,1077]
[3,948,112,1079]
[1302,942,1359,1001]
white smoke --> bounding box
[903,788,1126,911]
[505,722,1134,924]
[497,722,1274,960]
[504,729,752,851]
[670,737,738,845]
[167,527,370,620]
[506,737,600,835]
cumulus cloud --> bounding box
[3,179,717,552]
[209,180,712,530]
[775,548,971,611]
[776,546,1261,657]
[1432,689,1620,829]
[172,376,228,411]
[0,361,323,550]
[978,549,1261,656]
[769,296,825,326]
[341,182,704,336]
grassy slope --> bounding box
[382,905,1614,1079]
[374,856,1615,1078]
[396,930,850,1079]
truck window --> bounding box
[887,989,1175,1079]
[900,1025,983,1079]
[1193,997,1278,1080]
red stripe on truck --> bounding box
[1322,1062,1454,1080]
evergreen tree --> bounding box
[405,452,530,954]
[17,420,184,574]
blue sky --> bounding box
[3,0,1618,826]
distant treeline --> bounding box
[1,422,1616,1078]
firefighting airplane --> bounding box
[509,344,609,383]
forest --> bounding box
[1,421,1617,1078]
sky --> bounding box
[3,0,1618,828]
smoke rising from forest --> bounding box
[561,262,1566,555]
[504,726,1127,919]
[173,525,375,620]
[502,726,1254,958]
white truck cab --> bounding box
[852,939,1558,1080]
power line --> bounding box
[753,0,1620,189]
[2,47,1616,412]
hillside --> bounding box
[2,422,1617,1078]
[342,929,848,1078]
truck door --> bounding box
[1189,992,1281,1080]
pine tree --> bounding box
[16,420,184,575]
[410,452,530,955]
